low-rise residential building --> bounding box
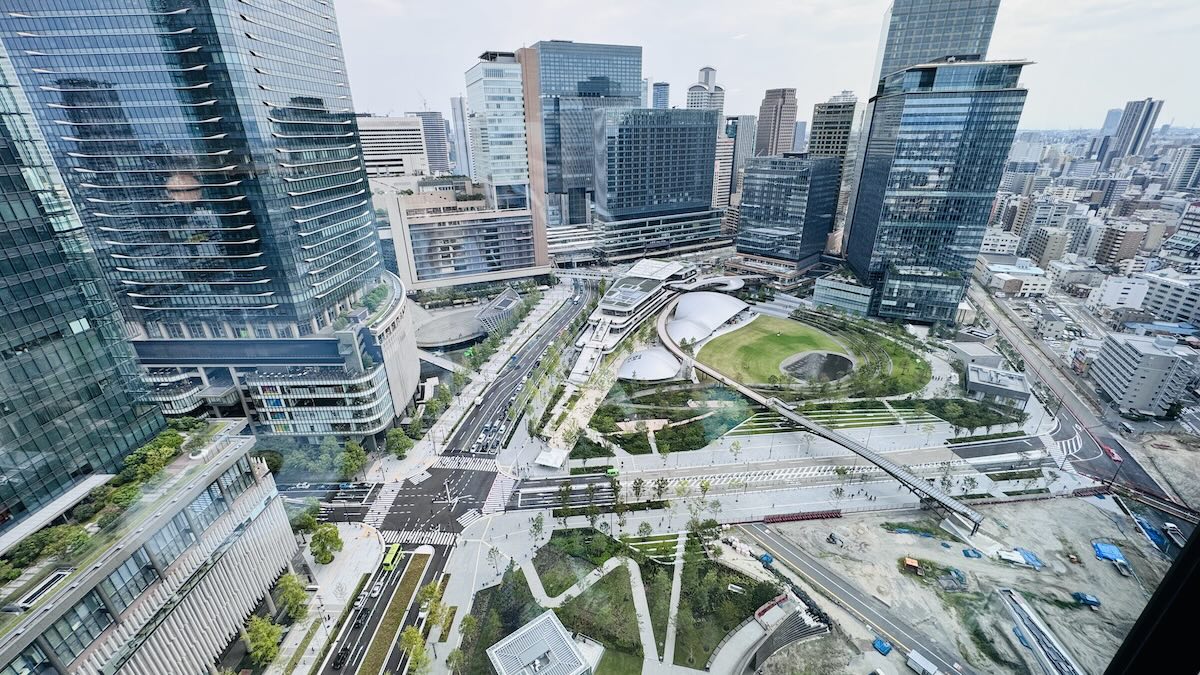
[949,342,1006,369]
[1091,334,1199,415]
[1027,226,1070,268]
[966,365,1031,410]
[0,422,295,675]
[1046,259,1106,290]
[1036,304,1070,340]
[1086,276,1150,313]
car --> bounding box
[417,600,430,622]
[1101,444,1123,462]
[352,616,365,630]
[496,424,506,436]
[353,593,366,610]
[370,582,383,597]
[293,482,310,490]
[332,646,350,670]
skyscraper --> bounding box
[466,51,532,210]
[0,1,418,439]
[593,109,725,260]
[0,49,162,534]
[755,89,798,156]
[357,116,431,176]
[1100,108,1124,136]
[653,82,671,109]
[451,96,475,176]
[809,91,859,229]
[408,110,452,174]
[1108,98,1165,166]
[871,0,1000,84]
[845,59,1029,322]
[1167,145,1200,192]
[713,137,736,208]
[686,67,725,117]
[736,155,840,269]
[524,40,642,227]
[724,115,758,194]
[792,121,808,152]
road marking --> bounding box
[456,509,483,529]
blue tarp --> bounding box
[1093,542,1128,563]
[963,548,983,558]
[1016,548,1044,570]
[1135,516,1169,551]
[891,528,934,538]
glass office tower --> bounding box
[845,59,1028,323]
[0,48,162,532]
[466,52,531,210]
[736,154,840,269]
[531,40,642,226]
[0,0,381,339]
[872,0,1000,85]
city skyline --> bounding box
[336,0,1199,130]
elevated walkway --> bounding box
[417,349,465,374]
[655,297,985,533]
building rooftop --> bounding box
[617,347,682,381]
[486,610,590,675]
[666,291,748,344]
[625,259,689,281]
[1107,332,1199,358]
[950,341,1001,358]
[967,365,1030,394]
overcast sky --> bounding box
[335,0,1199,130]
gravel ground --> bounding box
[1136,433,1200,509]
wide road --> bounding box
[443,283,594,455]
[738,523,974,675]
[968,285,1165,497]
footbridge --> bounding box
[655,297,985,534]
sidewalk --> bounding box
[266,522,384,675]
[367,284,572,483]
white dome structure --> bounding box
[617,347,682,382]
[666,291,748,344]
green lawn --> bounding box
[556,566,643,657]
[697,315,845,383]
[532,544,597,597]
[639,561,673,655]
[597,649,644,675]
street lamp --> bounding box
[1107,458,1125,490]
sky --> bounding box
[335,0,1200,130]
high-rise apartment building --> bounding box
[358,116,430,176]
[451,96,475,176]
[0,1,418,440]
[408,110,452,174]
[713,137,736,208]
[1092,334,1198,416]
[1026,226,1070,268]
[0,52,163,535]
[466,51,533,210]
[871,0,1000,84]
[593,109,725,260]
[1094,220,1148,266]
[735,155,840,270]
[845,59,1028,322]
[1166,145,1200,192]
[755,89,798,156]
[653,82,671,109]
[687,67,725,117]
[524,40,642,227]
[1108,98,1164,166]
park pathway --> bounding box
[661,532,688,665]
[519,555,661,662]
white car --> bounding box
[370,582,383,598]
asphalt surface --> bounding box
[738,523,975,675]
[969,286,1165,497]
[444,283,594,455]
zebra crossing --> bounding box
[407,471,432,485]
[1057,434,1082,455]
[456,509,483,529]
[483,475,516,514]
[381,530,456,547]
[434,456,497,472]
[364,483,401,528]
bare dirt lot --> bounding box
[1137,433,1200,509]
[774,497,1171,674]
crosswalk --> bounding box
[483,475,516,514]
[407,471,432,485]
[456,509,483,529]
[434,456,497,472]
[364,483,401,528]
[381,530,456,547]
[1057,435,1082,455]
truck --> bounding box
[1164,522,1188,548]
[906,650,941,675]
[872,637,893,656]
[758,553,774,567]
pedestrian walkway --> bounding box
[456,509,483,529]
[383,530,456,546]
[364,483,401,528]
[482,474,516,514]
[662,533,687,665]
[433,456,497,472]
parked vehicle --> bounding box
[1164,522,1188,548]
[905,650,941,675]
[873,637,893,655]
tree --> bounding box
[699,479,712,499]
[41,525,89,559]
[416,582,445,627]
[337,440,368,480]
[459,614,479,646]
[530,513,545,542]
[962,476,979,495]
[401,626,430,674]
[653,478,669,501]
[446,648,467,674]
[586,505,600,529]
[830,486,845,503]
[729,440,743,462]
[638,521,653,537]
[487,546,501,571]
[310,523,343,564]
[631,478,645,502]
[277,573,308,621]
[585,483,598,506]
[244,615,282,666]
[386,428,413,458]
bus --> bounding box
[382,544,401,571]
